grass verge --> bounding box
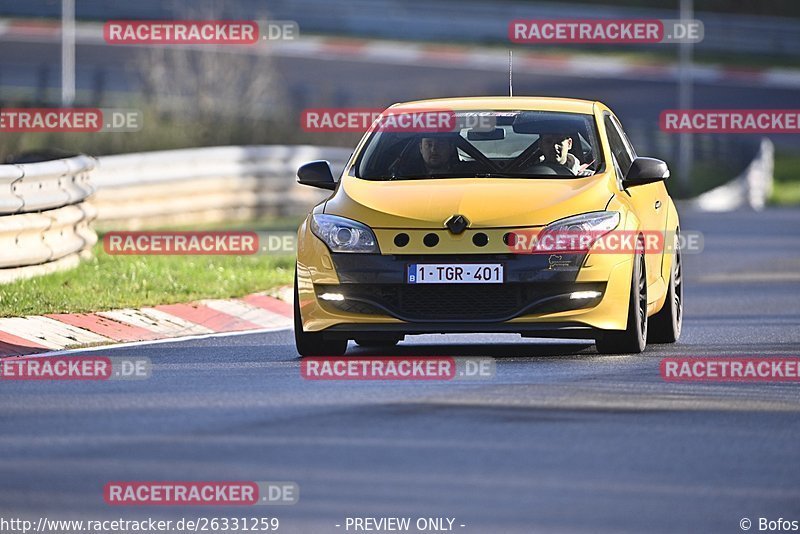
[770,152,800,206]
[0,244,294,317]
[0,220,299,317]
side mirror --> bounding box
[623,157,670,187]
[297,160,337,190]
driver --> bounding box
[419,135,457,174]
[540,133,593,176]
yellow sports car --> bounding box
[294,97,682,355]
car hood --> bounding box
[324,174,616,228]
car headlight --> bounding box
[533,211,621,253]
[545,211,620,234]
[310,214,379,253]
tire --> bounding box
[294,270,348,357]
[648,236,683,343]
[595,246,648,354]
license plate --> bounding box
[407,263,503,284]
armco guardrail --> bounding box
[90,145,352,229]
[0,155,97,283]
[0,145,350,282]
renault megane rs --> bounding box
[293,97,682,355]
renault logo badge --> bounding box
[445,214,469,234]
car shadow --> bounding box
[345,339,596,358]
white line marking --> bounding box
[698,272,800,283]
[1,325,292,360]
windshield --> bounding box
[355,110,605,180]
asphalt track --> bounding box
[1,208,799,533]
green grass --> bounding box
[770,152,800,206]
[0,219,301,317]
[0,243,294,317]
[661,161,741,200]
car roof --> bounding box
[387,96,598,114]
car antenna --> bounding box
[508,50,514,97]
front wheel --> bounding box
[595,247,648,354]
[294,270,348,357]
[648,236,683,343]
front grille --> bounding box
[318,283,604,322]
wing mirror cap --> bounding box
[623,157,670,187]
[297,160,337,190]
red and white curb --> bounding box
[0,291,293,358]
[1,18,799,90]
[278,38,800,90]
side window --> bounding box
[603,115,634,177]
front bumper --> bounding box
[317,252,605,322]
[296,224,634,335]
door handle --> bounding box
[654,200,662,210]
